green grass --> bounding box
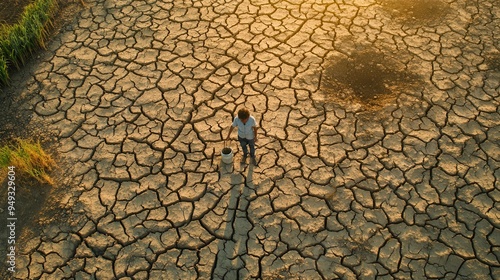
[0,139,56,184]
[0,0,59,85]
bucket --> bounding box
[221,141,233,164]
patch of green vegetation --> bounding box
[0,139,56,184]
[0,0,59,85]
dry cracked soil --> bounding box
[0,0,499,279]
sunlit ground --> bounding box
[1,0,498,279]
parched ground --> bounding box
[1,0,500,279]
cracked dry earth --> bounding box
[3,0,500,279]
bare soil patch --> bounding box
[378,0,449,23]
[320,50,420,110]
[0,0,33,25]
[485,53,500,71]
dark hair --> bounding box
[237,108,250,120]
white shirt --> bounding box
[232,116,256,139]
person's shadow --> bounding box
[212,160,256,279]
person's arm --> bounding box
[226,126,234,140]
[253,126,258,142]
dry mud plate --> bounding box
[1,0,499,279]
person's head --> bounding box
[238,108,250,122]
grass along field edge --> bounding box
[0,0,59,85]
[0,139,56,185]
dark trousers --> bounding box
[238,136,255,158]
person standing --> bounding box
[226,108,258,165]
